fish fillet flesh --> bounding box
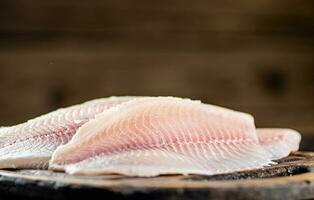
[50,97,292,177]
[0,96,135,169]
[257,128,301,160]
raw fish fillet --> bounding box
[50,97,279,176]
[0,96,135,169]
[256,128,301,160]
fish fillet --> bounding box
[0,96,135,169]
[257,128,301,160]
[50,97,277,176]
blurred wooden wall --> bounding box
[0,1,313,138]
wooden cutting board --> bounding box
[0,151,314,200]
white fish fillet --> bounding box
[257,128,301,160]
[0,96,135,169]
[50,97,279,177]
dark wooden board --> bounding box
[0,152,314,200]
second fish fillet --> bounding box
[257,128,301,160]
[50,97,277,176]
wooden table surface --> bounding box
[0,151,314,200]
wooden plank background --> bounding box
[0,0,313,140]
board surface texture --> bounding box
[0,152,314,200]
